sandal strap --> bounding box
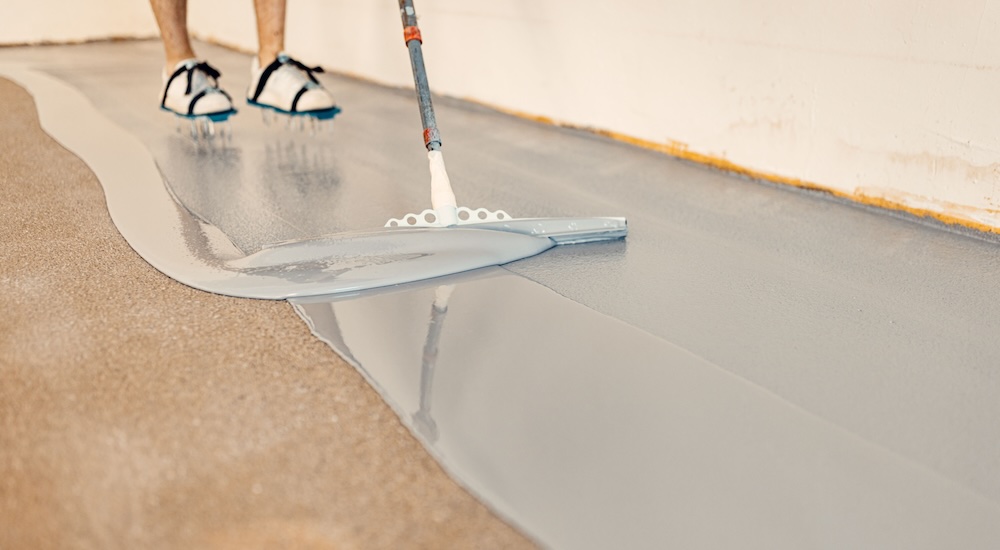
[290,85,309,113]
[187,89,208,115]
[161,65,188,108]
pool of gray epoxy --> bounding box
[7,39,1000,535]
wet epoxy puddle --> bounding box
[5,40,1000,548]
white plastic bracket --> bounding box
[385,206,513,228]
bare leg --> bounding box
[149,0,196,70]
[254,0,287,66]
[247,0,335,115]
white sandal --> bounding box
[160,59,236,121]
[247,53,340,120]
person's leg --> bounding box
[150,0,233,119]
[247,0,337,117]
[148,0,196,70]
[254,0,286,66]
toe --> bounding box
[191,91,233,116]
[295,88,336,112]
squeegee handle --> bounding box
[398,0,441,151]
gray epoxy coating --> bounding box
[6,41,1000,548]
[293,270,1000,549]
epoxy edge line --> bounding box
[0,65,243,285]
[287,293,547,549]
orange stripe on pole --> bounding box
[404,26,422,44]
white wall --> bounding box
[3,1,157,44]
[10,1,1000,231]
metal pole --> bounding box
[398,0,442,151]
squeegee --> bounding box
[386,0,628,246]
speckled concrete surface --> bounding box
[0,77,533,549]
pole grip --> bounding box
[398,0,441,151]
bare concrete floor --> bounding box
[0,78,532,549]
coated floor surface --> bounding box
[3,40,1000,548]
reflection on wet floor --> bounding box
[161,115,347,253]
[413,283,453,443]
[6,40,1000,548]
